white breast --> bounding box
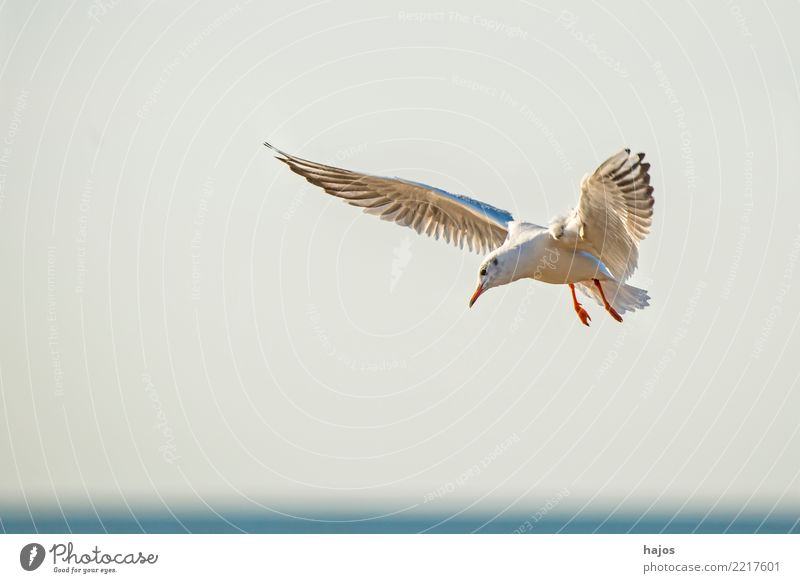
[507,225,614,285]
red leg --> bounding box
[569,283,591,326]
[593,279,623,322]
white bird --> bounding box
[265,143,653,325]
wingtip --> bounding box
[263,141,289,160]
[624,147,649,162]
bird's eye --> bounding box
[480,268,487,277]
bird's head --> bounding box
[469,252,513,308]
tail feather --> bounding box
[576,280,650,315]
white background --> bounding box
[1,535,799,582]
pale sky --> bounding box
[1,0,799,529]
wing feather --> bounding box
[265,142,513,255]
[551,149,654,280]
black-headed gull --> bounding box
[265,143,653,325]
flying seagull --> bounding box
[265,143,653,325]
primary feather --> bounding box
[265,142,513,255]
[550,149,654,281]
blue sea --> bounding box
[2,509,797,534]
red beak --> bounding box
[469,283,484,308]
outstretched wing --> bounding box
[551,149,654,280]
[265,143,513,255]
